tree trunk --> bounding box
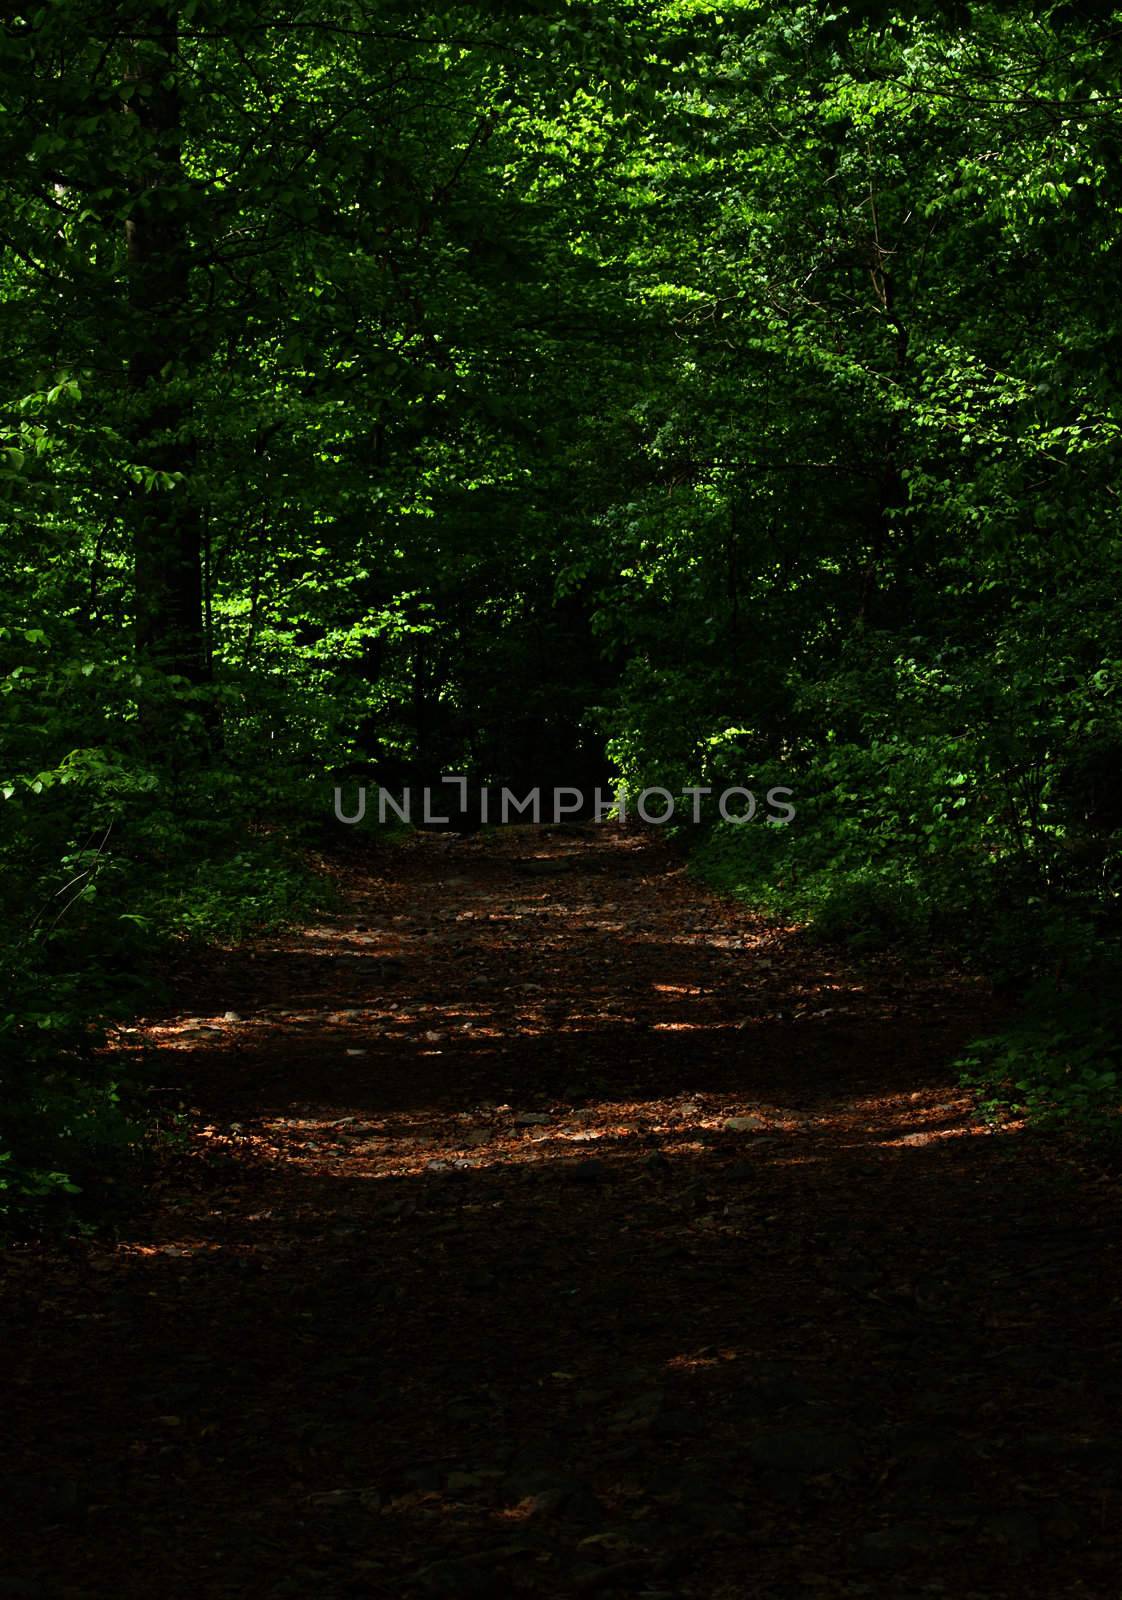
[126,9,208,731]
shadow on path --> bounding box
[2,826,1119,1598]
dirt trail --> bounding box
[3,825,1120,1597]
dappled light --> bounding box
[6,825,1119,1596]
[4,2,1122,1593]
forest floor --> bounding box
[3,824,1122,1598]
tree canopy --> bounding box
[4,0,1122,1216]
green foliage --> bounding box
[961,959,1122,1128]
[4,0,1122,1231]
[0,1076,129,1232]
[0,772,323,1236]
[597,1,1122,1124]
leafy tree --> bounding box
[5,0,1122,1224]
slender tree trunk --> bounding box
[728,488,742,645]
[126,8,209,730]
[856,227,909,632]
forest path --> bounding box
[4,825,1121,1597]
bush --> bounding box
[0,782,325,1237]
